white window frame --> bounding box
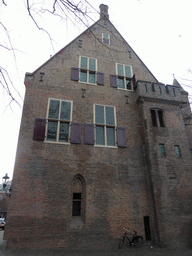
[93,104,117,148]
[45,98,73,144]
[116,63,133,90]
[102,33,110,45]
[79,56,97,85]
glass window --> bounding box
[116,63,133,90]
[46,99,72,143]
[159,144,165,157]
[150,109,165,127]
[174,145,181,157]
[94,104,116,147]
[102,33,110,44]
[79,56,97,84]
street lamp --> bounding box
[2,173,11,196]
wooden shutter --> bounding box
[117,127,127,148]
[33,118,46,141]
[97,72,104,85]
[84,123,94,145]
[110,74,118,87]
[71,122,81,144]
[71,67,79,81]
[132,74,137,90]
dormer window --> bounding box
[79,56,97,84]
[116,63,133,90]
[102,33,110,45]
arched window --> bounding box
[72,174,86,222]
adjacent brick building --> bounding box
[4,4,192,249]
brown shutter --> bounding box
[110,74,118,87]
[132,74,137,90]
[84,123,94,145]
[33,118,46,141]
[117,127,127,148]
[71,67,79,81]
[97,72,104,85]
[71,122,81,144]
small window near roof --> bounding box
[102,33,110,45]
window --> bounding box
[116,63,133,90]
[46,98,72,142]
[174,145,181,157]
[150,109,165,127]
[79,56,97,84]
[159,144,165,157]
[72,193,81,216]
[102,33,110,44]
[94,104,116,147]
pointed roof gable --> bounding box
[25,4,158,83]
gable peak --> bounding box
[99,4,109,19]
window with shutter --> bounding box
[94,104,117,147]
[46,98,73,143]
[116,63,133,90]
[79,56,97,84]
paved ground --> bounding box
[0,247,192,256]
[0,231,192,256]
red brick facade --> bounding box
[4,5,192,249]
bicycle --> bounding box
[119,227,143,249]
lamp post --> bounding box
[2,173,11,196]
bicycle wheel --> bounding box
[132,236,143,248]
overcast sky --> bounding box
[0,0,192,181]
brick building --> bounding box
[4,4,192,249]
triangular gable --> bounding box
[25,16,158,83]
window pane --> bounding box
[118,78,124,89]
[125,65,132,77]
[96,126,104,145]
[89,59,96,71]
[126,79,132,90]
[72,201,81,216]
[159,144,165,156]
[81,57,87,69]
[60,101,71,120]
[95,105,104,124]
[103,34,109,39]
[59,123,69,142]
[73,193,81,199]
[117,64,124,76]
[106,127,115,146]
[89,72,95,84]
[150,110,157,126]
[158,110,165,127]
[47,121,58,141]
[106,106,115,125]
[48,100,60,119]
[80,70,87,82]
[174,146,180,157]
